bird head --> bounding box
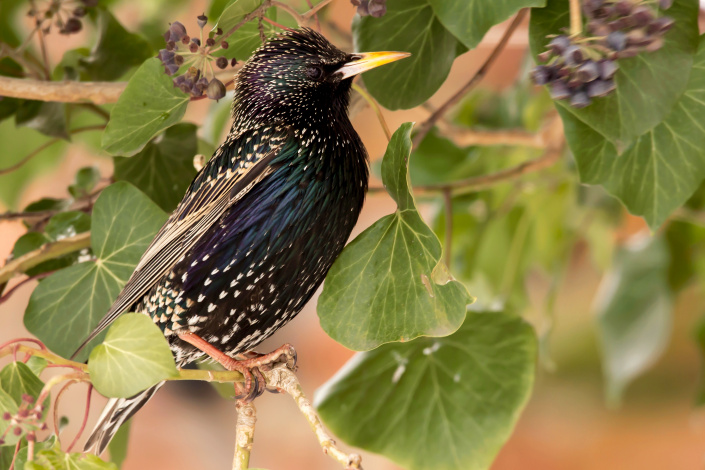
[232,28,409,131]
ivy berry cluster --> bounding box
[27,0,98,35]
[532,0,674,108]
[350,0,387,17]
[158,14,237,101]
[0,394,47,445]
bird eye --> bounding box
[307,66,324,81]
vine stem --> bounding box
[352,82,391,141]
[443,189,453,268]
[0,232,91,285]
[232,402,256,470]
[412,8,528,149]
[570,0,583,36]
[263,365,362,469]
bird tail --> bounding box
[83,382,165,456]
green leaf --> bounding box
[32,441,118,470]
[595,237,672,406]
[68,167,101,198]
[409,128,478,186]
[556,33,705,228]
[315,311,536,470]
[25,182,168,361]
[107,420,131,469]
[0,362,45,406]
[88,314,178,398]
[213,0,263,34]
[45,211,92,240]
[318,123,472,350]
[102,58,190,156]
[353,0,461,110]
[114,123,198,212]
[25,356,48,377]
[15,101,69,140]
[79,9,153,81]
[0,388,20,446]
[429,0,544,50]
[530,0,699,148]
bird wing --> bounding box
[71,125,293,359]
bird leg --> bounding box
[177,332,297,401]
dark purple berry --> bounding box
[614,0,632,16]
[206,37,216,47]
[174,54,184,66]
[207,78,226,101]
[189,42,198,53]
[197,14,208,29]
[576,61,599,83]
[607,31,627,51]
[368,0,387,17]
[215,56,228,69]
[191,38,201,46]
[195,77,209,92]
[231,58,238,67]
[648,16,674,34]
[13,427,22,436]
[166,41,176,51]
[571,91,591,108]
[2,412,10,420]
[62,17,82,34]
[598,60,618,80]
[549,81,571,100]
[181,35,190,45]
[164,21,187,42]
[221,41,229,49]
[632,6,654,27]
[562,45,584,66]
[587,79,616,98]
[548,35,571,54]
[531,65,553,85]
[158,49,175,64]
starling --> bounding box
[78,28,409,454]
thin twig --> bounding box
[271,1,305,24]
[232,402,256,470]
[53,379,82,445]
[305,0,321,32]
[0,232,91,285]
[352,82,391,142]
[443,189,452,268]
[263,365,362,469]
[0,271,55,306]
[0,76,126,104]
[0,124,105,175]
[412,9,528,148]
[28,0,50,79]
[303,0,334,19]
[439,126,545,148]
[221,0,273,41]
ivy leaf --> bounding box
[0,388,20,445]
[318,123,472,350]
[114,123,198,212]
[25,182,168,361]
[530,0,699,148]
[353,0,461,110]
[29,441,118,470]
[107,421,131,469]
[315,311,536,470]
[15,101,69,140]
[213,0,263,34]
[79,9,153,81]
[44,211,91,240]
[102,58,190,157]
[0,362,45,406]
[595,237,672,406]
[429,0,545,50]
[409,128,478,186]
[68,167,101,199]
[88,314,178,398]
[558,34,705,228]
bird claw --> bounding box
[233,367,266,402]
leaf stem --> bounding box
[569,0,583,36]
[303,0,334,19]
[443,189,453,268]
[232,402,256,470]
[352,82,391,141]
[412,8,528,148]
[271,0,305,25]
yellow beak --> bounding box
[335,51,411,80]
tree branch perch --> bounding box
[0,76,125,104]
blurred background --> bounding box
[2,1,705,469]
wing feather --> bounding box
[71,126,292,359]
